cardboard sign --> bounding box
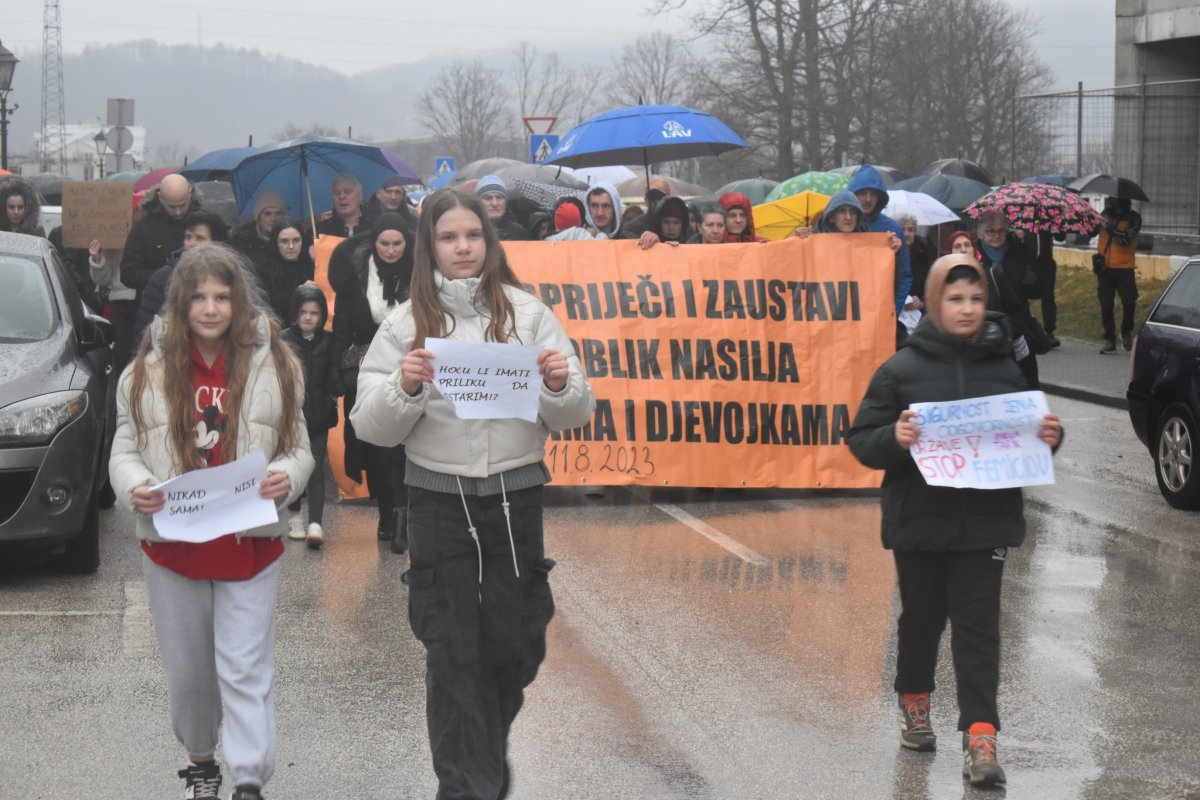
[909,390,1055,489]
[61,181,134,249]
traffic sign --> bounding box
[523,116,557,135]
[530,135,559,164]
[434,156,455,176]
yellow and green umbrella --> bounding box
[765,170,849,201]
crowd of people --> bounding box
[0,162,1143,797]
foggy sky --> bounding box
[6,0,1116,90]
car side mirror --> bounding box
[79,313,114,352]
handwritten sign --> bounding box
[149,451,279,542]
[61,181,134,249]
[426,338,544,422]
[909,390,1054,489]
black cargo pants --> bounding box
[402,484,555,800]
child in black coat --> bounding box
[848,254,1063,788]
[282,284,342,548]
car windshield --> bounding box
[0,254,57,341]
[1151,264,1200,329]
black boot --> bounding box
[377,504,396,541]
[390,503,408,554]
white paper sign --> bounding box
[149,450,279,542]
[908,390,1054,489]
[426,338,544,422]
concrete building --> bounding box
[11,124,146,181]
[1114,1,1200,234]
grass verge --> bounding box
[1037,265,1168,345]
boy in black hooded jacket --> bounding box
[848,253,1062,788]
[282,284,342,548]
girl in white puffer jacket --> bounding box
[351,189,593,799]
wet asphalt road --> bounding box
[1,395,1198,800]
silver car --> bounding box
[0,233,115,572]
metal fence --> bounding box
[1013,79,1200,237]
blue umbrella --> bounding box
[180,146,262,182]
[543,104,747,181]
[230,135,409,229]
[429,170,457,189]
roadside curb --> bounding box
[1041,381,1128,410]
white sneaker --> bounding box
[306,522,325,548]
[287,515,305,540]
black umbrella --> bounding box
[1068,173,1151,202]
[892,173,992,212]
[829,164,910,187]
[922,158,994,186]
[29,173,66,204]
[193,181,241,227]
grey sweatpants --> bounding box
[141,552,281,788]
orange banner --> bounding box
[312,234,371,501]
[501,236,896,489]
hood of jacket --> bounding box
[816,190,868,233]
[718,192,757,242]
[847,165,890,220]
[287,283,330,328]
[525,211,552,239]
[651,195,691,242]
[908,253,1008,354]
[585,181,623,237]
[433,270,487,321]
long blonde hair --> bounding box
[128,243,302,471]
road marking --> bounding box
[0,610,121,616]
[640,493,770,566]
[122,579,156,658]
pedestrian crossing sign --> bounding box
[530,135,559,164]
[435,157,455,176]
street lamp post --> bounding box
[0,41,19,172]
[93,131,108,179]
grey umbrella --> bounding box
[510,179,589,210]
[494,163,588,189]
[451,158,525,183]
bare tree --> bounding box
[273,122,340,140]
[663,0,818,179]
[606,32,698,107]
[666,0,1052,178]
[151,142,199,167]
[512,43,578,126]
[569,64,608,126]
[866,0,1052,176]
[418,61,513,163]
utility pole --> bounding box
[40,0,67,174]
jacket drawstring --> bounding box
[500,474,520,578]
[455,476,483,593]
[455,476,522,597]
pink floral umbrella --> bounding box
[964,182,1103,235]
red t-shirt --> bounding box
[142,344,284,580]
